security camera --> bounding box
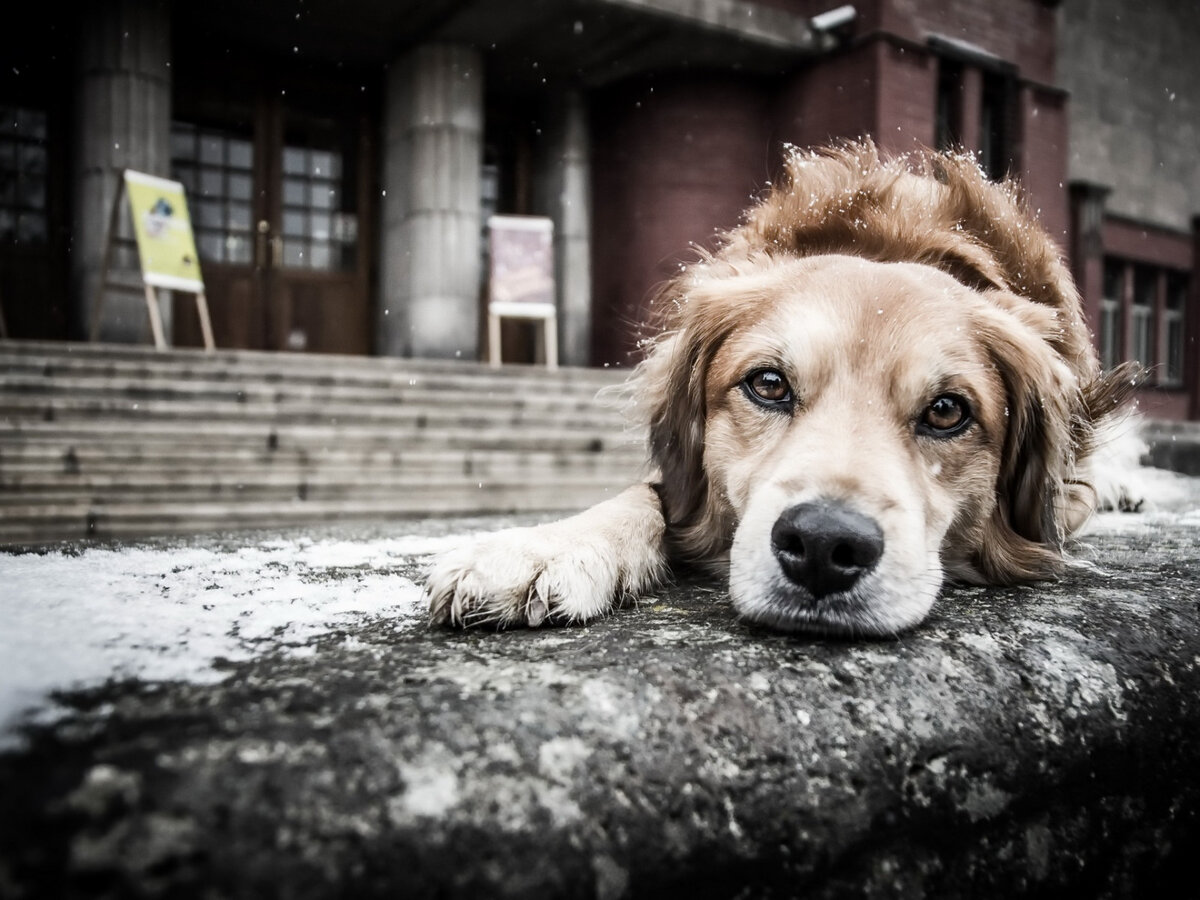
[811,4,857,32]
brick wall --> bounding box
[873,40,938,152]
[774,43,878,151]
[1016,83,1070,246]
[590,76,772,366]
[880,0,1058,85]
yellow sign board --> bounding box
[124,169,204,292]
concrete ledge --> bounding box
[2,492,1200,897]
[1143,420,1200,476]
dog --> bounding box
[425,141,1140,637]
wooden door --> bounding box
[170,70,372,355]
[262,103,372,355]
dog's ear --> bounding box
[971,302,1086,582]
[641,329,708,528]
[636,279,741,562]
[970,299,1143,581]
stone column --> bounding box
[534,92,593,367]
[73,0,172,343]
[378,44,483,360]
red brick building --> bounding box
[591,0,1072,364]
[1,0,1197,417]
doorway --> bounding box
[170,63,374,354]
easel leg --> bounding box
[488,312,502,368]
[144,284,167,350]
[195,291,216,351]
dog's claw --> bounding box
[423,532,623,629]
[526,593,548,627]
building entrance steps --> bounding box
[0,341,645,544]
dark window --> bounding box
[170,122,255,265]
[279,140,350,271]
[933,60,1016,180]
[1163,272,1188,387]
[1102,257,1189,388]
[0,105,48,247]
[935,59,963,151]
[1100,259,1125,372]
[979,72,1015,181]
[1131,265,1157,370]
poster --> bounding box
[488,215,555,316]
[123,169,205,293]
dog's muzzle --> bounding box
[770,501,884,599]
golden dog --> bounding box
[425,141,1138,636]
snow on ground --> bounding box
[1082,465,1200,534]
[0,532,464,748]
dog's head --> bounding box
[637,143,1136,636]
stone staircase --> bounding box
[0,341,646,544]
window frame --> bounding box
[1100,256,1189,389]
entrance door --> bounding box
[170,73,372,354]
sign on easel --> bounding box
[487,215,558,368]
[91,169,215,351]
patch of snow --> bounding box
[0,533,463,747]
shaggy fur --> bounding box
[426,141,1140,636]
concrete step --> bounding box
[0,481,630,544]
[0,394,627,430]
[0,419,642,453]
[0,445,644,476]
[0,339,632,393]
[1142,420,1200,476]
[0,340,646,544]
[0,464,644,497]
[0,379,633,424]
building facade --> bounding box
[1060,0,1200,420]
[1,0,1197,416]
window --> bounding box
[931,45,1016,180]
[1131,265,1156,372]
[935,59,963,151]
[1163,272,1188,387]
[1100,260,1124,373]
[0,105,48,247]
[1102,256,1189,388]
[280,143,349,271]
[170,122,255,265]
[979,72,1015,181]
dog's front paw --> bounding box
[425,527,622,629]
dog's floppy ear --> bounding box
[971,301,1080,581]
[636,278,740,563]
[971,301,1139,582]
[641,329,708,528]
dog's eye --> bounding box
[742,369,793,409]
[920,394,972,437]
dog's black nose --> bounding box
[771,501,884,598]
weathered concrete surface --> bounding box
[2,485,1200,899]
